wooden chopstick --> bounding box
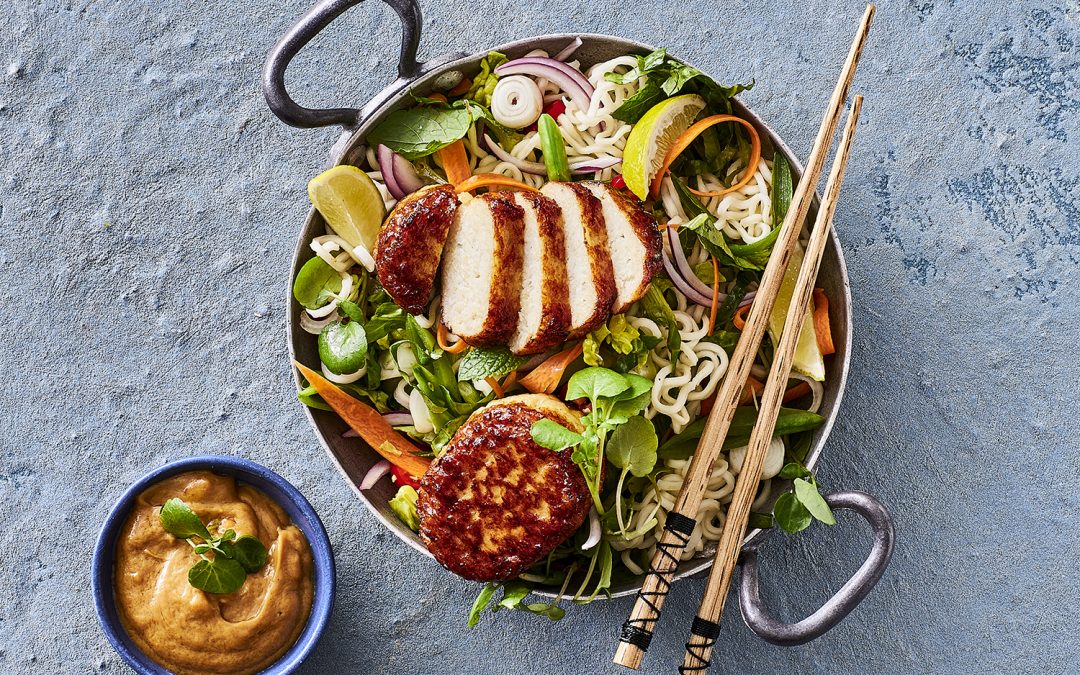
[680,94,864,674]
[612,5,875,669]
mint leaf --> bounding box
[188,558,246,594]
[159,499,211,540]
[778,462,812,480]
[456,347,528,382]
[530,419,584,451]
[606,416,658,477]
[774,492,812,533]
[794,478,836,525]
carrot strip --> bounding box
[438,140,472,187]
[519,342,584,395]
[738,376,765,406]
[447,78,472,97]
[293,361,431,477]
[427,93,448,103]
[437,321,468,354]
[485,376,505,398]
[707,256,720,334]
[455,173,540,194]
[733,304,751,330]
[782,381,812,403]
[501,370,519,392]
[812,288,836,356]
[649,114,762,200]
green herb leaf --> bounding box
[338,299,365,322]
[231,535,268,573]
[657,407,824,460]
[530,419,584,451]
[522,602,566,621]
[773,492,812,533]
[367,106,475,160]
[159,498,211,540]
[292,256,342,310]
[793,478,836,525]
[467,583,500,628]
[318,320,368,375]
[566,367,631,403]
[496,582,531,611]
[456,347,528,381]
[611,80,665,124]
[193,543,212,554]
[748,512,774,530]
[606,416,658,477]
[389,486,420,532]
[778,462,812,480]
[218,529,236,543]
[639,284,682,363]
[187,557,247,594]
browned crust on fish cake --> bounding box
[511,191,571,355]
[563,182,616,337]
[463,192,525,346]
[375,185,459,315]
[417,400,590,582]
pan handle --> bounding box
[262,0,422,129]
[738,490,895,646]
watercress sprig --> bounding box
[158,498,268,594]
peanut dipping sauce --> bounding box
[115,471,314,675]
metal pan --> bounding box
[263,0,894,645]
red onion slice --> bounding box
[360,460,391,490]
[569,156,621,173]
[376,144,424,199]
[662,247,714,307]
[495,57,594,112]
[666,226,718,300]
[382,411,415,426]
[483,134,621,176]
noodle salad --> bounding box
[293,42,839,624]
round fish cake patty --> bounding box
[417,398,590,582]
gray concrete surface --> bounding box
[1,0,1077,673]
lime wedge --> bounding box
[768,244,825,381]
[621,94,705,200]
[308,165,386,252]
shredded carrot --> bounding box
[733,304,751,330]
[519,342,584,395]
[427,93,448,103]
[738,376,765,405]
[293,361,431,477]
[699,391,718,416]
[438,140,472,187]
[455,172,540,194]
[812,288,836,356]
[485,376,505,398]
[649,114,762,200]
[448,78,472,97]
[437,321,468,354]
[501,370,519,392]
[782,381,812,403]
[707,256,720,333]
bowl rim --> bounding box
[90,455,336,675]
[287,33,853,598]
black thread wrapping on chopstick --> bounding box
[679,616,722,673]
[618,512,697,652]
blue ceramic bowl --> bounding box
[91,455,335,674]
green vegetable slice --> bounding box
[318,321,368,375]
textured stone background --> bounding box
[1,0,1077,673]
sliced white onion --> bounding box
[321,361,366,384]
[495,57,594,112]
[729,436,786,480]
[409,387,435,434]
[360,460,391,490]
[788,372,825,414]
[491,75,544,129]
[483,134,622,176]
[581,508,601,550]
[553,37,583,62]
[300,308,340,335]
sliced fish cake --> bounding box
[439,192,525,346]
[539,182,615,337]
[508,192,571,355]
[375,185,460,315]
[582,181,662,313]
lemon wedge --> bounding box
[307,165,386,254]
[768,244,825,381]
[621,94,705,200]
